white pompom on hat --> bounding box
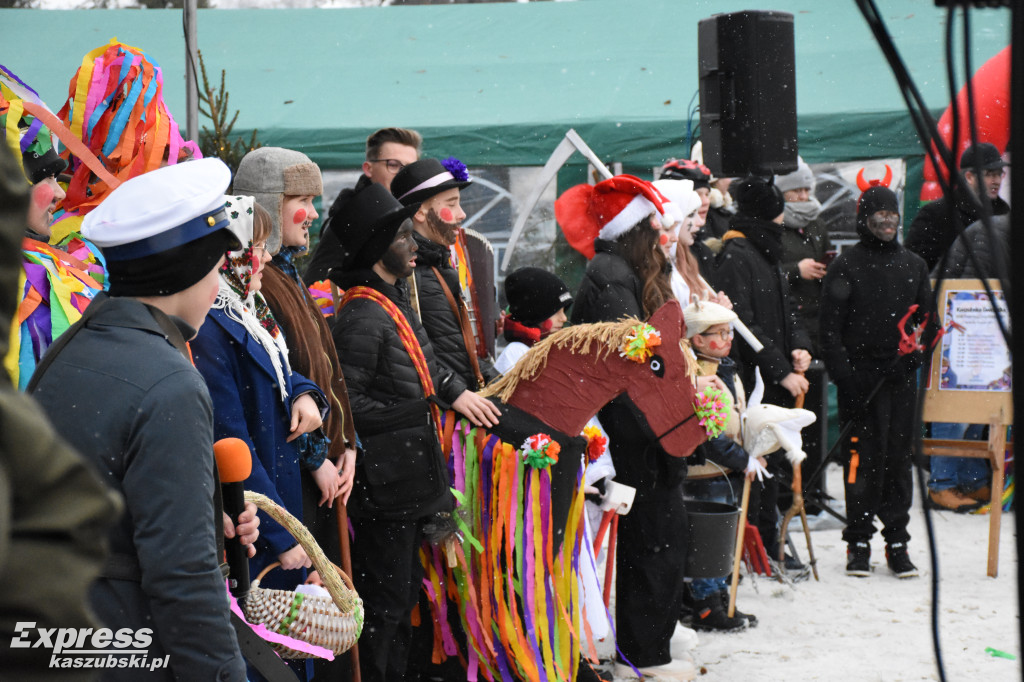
[555,174,675,259]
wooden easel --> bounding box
[921,279,1012,578]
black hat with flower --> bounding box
[391,157,472,206]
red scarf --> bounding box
[340,286,442,439]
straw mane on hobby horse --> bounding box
[422,299,717,681]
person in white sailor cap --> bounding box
[29,158,257,682]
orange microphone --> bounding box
[214,437,253,604]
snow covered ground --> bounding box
[596,464,1020,682]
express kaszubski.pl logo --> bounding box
[11,622,170,671]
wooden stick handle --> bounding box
[728,477,752,618]
[335,502,361,682]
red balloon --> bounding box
[921,46,1010,203]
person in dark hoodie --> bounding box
[304,127,421,286]
[820,185,934,579]
[713,175,812,568]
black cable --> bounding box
[931,3,1011,349]
[850,4,1009,681]
[686,89,700,157]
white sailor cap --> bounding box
[83,158,234,262]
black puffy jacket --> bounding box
[412,232,496,393]
[570,239,645,325]
[937,214,1009,280]
[331,270,461,519]
[332,270,462,412]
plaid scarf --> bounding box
[213,195,290,403]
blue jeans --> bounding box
[690,576,728,601]
[928,423,990,492]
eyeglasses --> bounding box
[252,242,268,257]
[368,158,406,173]
[699,328,734,341]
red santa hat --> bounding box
[555,174,676,259]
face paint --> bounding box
[292,208,307,225]
[439,207,454,223]
[708,339,732,354]
[32,182,54,211]
[659,233,669,246]
[425,207,460,246]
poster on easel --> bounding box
[923,279,1012,424]
[921,279,1012,579]
[936,288,1011,392]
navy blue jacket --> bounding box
[191,306,326,588]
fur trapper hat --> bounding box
[233,147,322,253]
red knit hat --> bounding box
[555,174,675,259]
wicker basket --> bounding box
[242,491,363,659]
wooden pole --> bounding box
[986,417,1006,578]
[335,503,360,682]
[728,477,752,618]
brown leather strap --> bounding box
[431,266,486,389]
[330,281,342,317]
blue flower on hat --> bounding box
[441,157,469,182]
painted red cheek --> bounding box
[439,207,454,222]
[292,208,307,225]
[32,183,54,210]
[659,233,669,246]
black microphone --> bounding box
[214,437,253,606]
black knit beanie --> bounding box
[504,267,573,327]
[856,186,900,247]
[733,176,785,222]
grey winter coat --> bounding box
[30,294,246,682]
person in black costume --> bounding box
[330,184,500,681]
[820,185,934,579]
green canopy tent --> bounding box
[2,1,1009,170]
[1,0,1009,279]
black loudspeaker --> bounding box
[698,10,798,177]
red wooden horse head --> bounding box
[486,299,706,458]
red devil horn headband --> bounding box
[856,164,894,192]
